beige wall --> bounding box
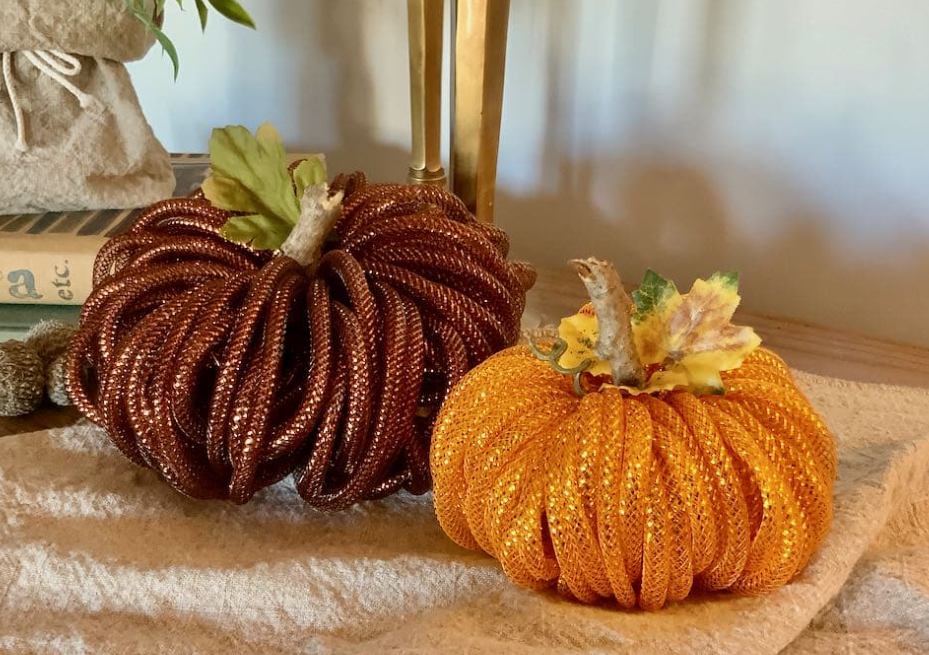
[131,0,929,346]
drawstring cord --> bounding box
[1,50,95,152]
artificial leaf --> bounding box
[201,174,264,213]
[556,303,611,377]
[631,269,678,324]
[631,270,760,393]
[206,123,300,225]
[553,302,694,395]
[194,0,209,30]
[547,270,760,396]
[206,124,330,251]
[676,353,726,395]
[293,156,327,200]
[220,214,293,251]
[206,0,256,28]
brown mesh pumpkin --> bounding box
[431,259,836,609]
[66,172,535,510]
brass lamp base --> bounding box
[407,166,448,186]
[406,0,508,222]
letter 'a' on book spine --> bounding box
[0,155,211,306]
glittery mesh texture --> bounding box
[430,346,837,609]
[65,173,535,510]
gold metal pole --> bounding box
[450,0,510,223]
[407,0,447,186]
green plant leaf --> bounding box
[220,214,293,251]
[124,0,254,77]
[206,123,300,225]
[293,156,327,200]
[147,17,180,79]
[194,0,209,30]
[206,0,256,28]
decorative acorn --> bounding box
[0,321,77,416]
[66,123,535,509]
[431,258,836,609]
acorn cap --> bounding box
[26,320,78,368]
[0,340,45,417]
[46,355,72,407]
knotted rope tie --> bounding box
[1,50,95,152]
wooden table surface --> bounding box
[3,266,928,438]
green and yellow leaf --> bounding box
[203,123,327,251]
[553,269,760,395]
[219,213,293,251]
[293,156,327,200]
[556,304,611,377]
[631,270,760,393]
[207,123,300,223]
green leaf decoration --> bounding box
[206,0,256,28]
[207,123,300,223]
[293,156,327,201]
[203,123,328,251]
[220,214,294,251]
[201,174,265,214]
[122,0,255,77]
[149,20,180,80]
[194,0,209,30]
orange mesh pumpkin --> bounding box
[431,259,836,609]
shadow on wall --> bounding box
[499,159,929,349]
[235,0,409,183]
[495,0,929,348]
[230,0,927,347]
[312,0,410,182]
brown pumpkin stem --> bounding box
[280,183,344,272]
[569,258,644,387]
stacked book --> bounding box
[0,155,210,341]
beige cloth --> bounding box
[0,0,156,61]
[0,52,174,213]
[0,0,173,213]
[1,371,928,654]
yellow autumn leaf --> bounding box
[631,270,761,393]
[545,270,761,395]
[556,303,612,377]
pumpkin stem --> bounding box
[279,183,344,271]
[569,258,645,387]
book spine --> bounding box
[0,235,104,305]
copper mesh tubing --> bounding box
[66,172,536,510]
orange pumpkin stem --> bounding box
[569,258,644,387]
